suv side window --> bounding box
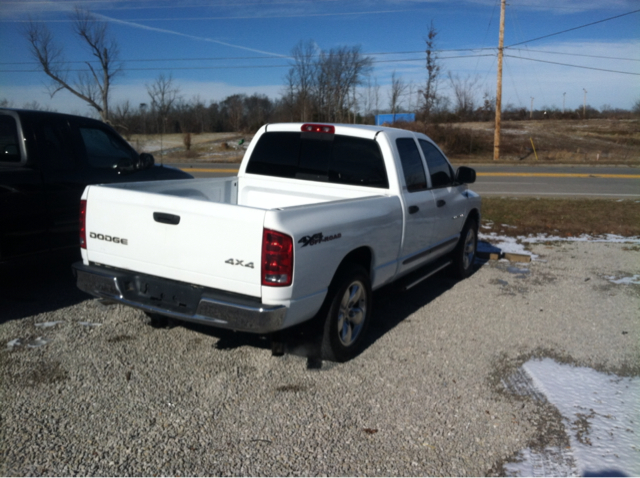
[396,138,427,192]
[79,125,136,169]
[419,139,453,188]
[0,115,21,163]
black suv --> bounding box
[0,108,193,262]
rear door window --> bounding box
[396,138,427,192]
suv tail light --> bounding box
[301,123,335,134]
[262,229,293,287]
[80,199,87,249]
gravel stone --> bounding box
[0,242,638,476]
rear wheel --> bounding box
[320,265,372,362]
[451,218,478,279]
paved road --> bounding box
[169,163,640,199]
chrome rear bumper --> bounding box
[73,262,286,334]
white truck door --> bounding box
[395,137,440,274]
[418,139,468,249]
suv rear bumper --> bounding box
[73,262,286,334]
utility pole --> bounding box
[493,0,506,160]
[562,92,566,114]
[530,97,534,119]
[583,88,587,118]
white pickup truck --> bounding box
[74,123,480,361]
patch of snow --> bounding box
[35,321,65,328]
[7,338,21,349]
[78,322,102,327]
[505,359,640,477]
[479,231,640,261]
[605,274,640,285]
[478,233,535,257]
[27,337,49,348]
[521,233,640,245]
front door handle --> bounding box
[436,199,446,208]
[408,205,419,214]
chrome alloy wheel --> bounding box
[336,280,367,347]
[462,227,476,270]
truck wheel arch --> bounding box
[335,247,373,282]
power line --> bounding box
[0,54,495,73]
[0,49,497,66]
[506,9,640,47]
[507,48,640,62]
[504,54,640,76]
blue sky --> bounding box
[1,0,639,117]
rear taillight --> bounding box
[301,123,335,134]
[79,199,87,249]
[262,229,293,287]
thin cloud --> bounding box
[91,12,290,58]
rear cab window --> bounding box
[246,131,389,189]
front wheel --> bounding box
[451,217,478,279]
[320,265,372,362]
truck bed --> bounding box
[102,175,382,210]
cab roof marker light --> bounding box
[301,124,335,134]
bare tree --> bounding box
[221,94,246,132]
[316,45,373,122]
[448,72,479,120]
[420,21,442,120]
[146,73,180,135]
[286,40,317,122]
[388,71,408,120]
[284,41,372,122]
[23,8,121,121]
[111,100,135,138]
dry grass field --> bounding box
[128,119,640,166]
[481,197,640,238]
[444,118,640,164]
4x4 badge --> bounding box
[225,258,254,269]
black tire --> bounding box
[451,217,478,279]
[320,265,372,362]
[142,311,169,328]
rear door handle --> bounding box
[436,199,446,208]
[153,212,180,225]
[408,205,419,214]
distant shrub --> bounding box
[183,132,192,151]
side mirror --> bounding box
[139,153,154,170]
[455,166,476,184]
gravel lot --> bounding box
[1,242,638,476]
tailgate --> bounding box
[84,185,266,297]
